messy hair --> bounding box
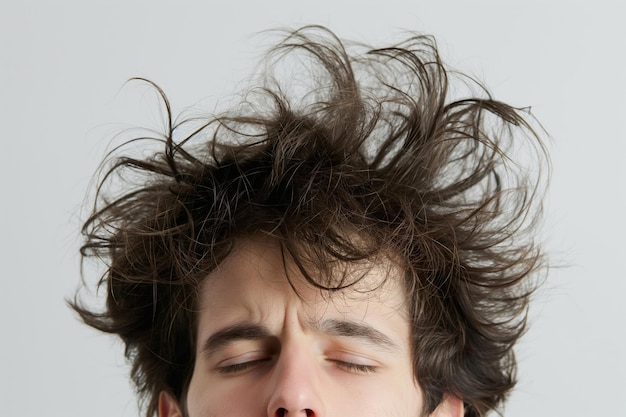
[71,26,547,417]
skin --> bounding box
[159,238,463,417]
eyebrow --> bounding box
[201,323,272,357]
[201,318,399,357]
[312,318,400,352]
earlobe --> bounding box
[430,394,464,417]
[158,391,184,417]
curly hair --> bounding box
[71,26,548,417]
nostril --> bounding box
[275,407,313,416]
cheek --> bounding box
[363,386,423,417]
[373,372,423,416]
[186,378,266,417]
[331,380,423,417]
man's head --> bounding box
[72,26,546,417]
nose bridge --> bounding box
[266,336,324,417]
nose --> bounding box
[266,343,325,417]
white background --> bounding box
[1,1,625,416]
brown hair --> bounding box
[71,26,548,417]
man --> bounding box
[72,26,547,417]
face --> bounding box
[159,239,462,417]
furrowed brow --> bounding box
[201,323,271,357]
[314,319,400,352]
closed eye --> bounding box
[329,359,378,374]
[216,357,272,374]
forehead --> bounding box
[196,237,408,329]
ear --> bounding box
[158,391,184,417]
[430,395,464,417]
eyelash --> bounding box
[330,360,377,374]
[216,358,271,374]
[217,358,377,375]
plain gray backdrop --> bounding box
[1,1,625,416]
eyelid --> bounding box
[327,352,380,373]
[216,350,269,368]
[216,357,271,374]
[328,359,378,374]
[215,351,273,375]
[328,346,381,364]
